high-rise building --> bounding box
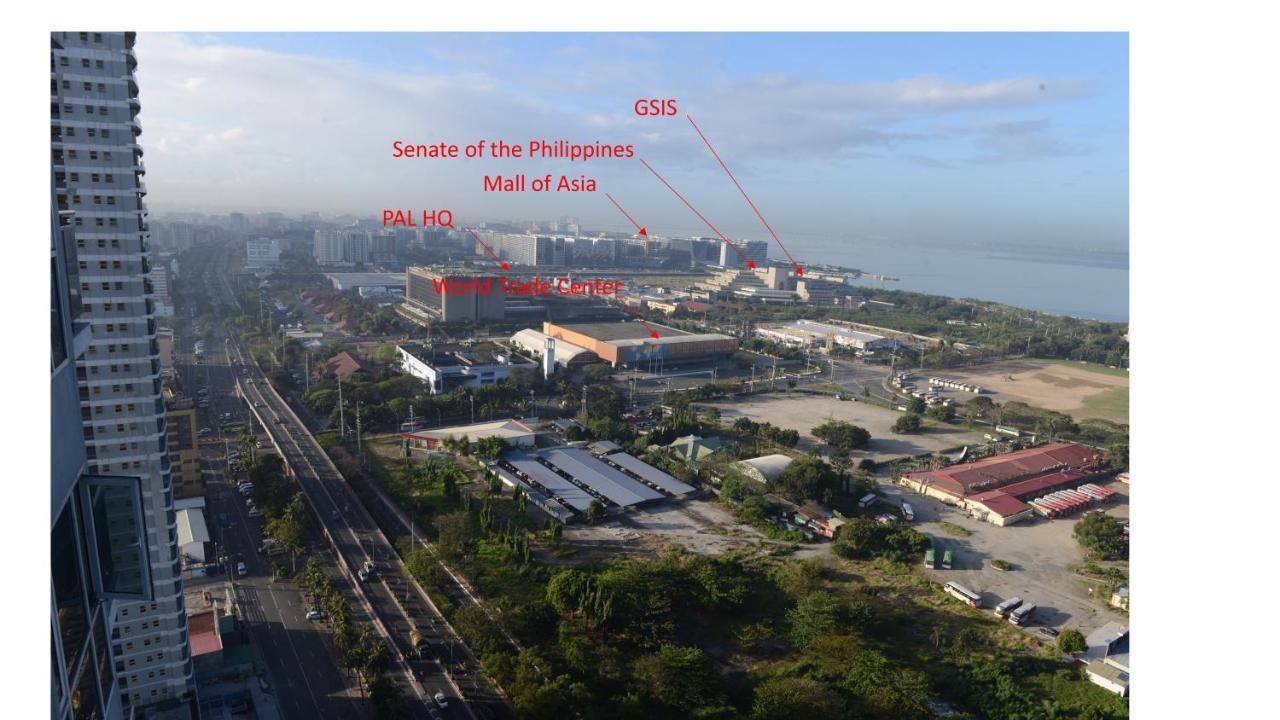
[52,31,195,711]
[405,267,505,322]
[314,228,371,265]
[719,239,769,268]
[245,237,282,268]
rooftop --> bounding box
[966,490,1033,518]
[549,320,691,341]
[403,418,536,444]
[905,443,1105,497]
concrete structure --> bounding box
[245,237,282,268]
[756,319,904,352]
[401,419,538,450]
[397,342,538,394]
[405,267,505,322]
[1082,622,1130,696]
[733,454,795,484]
[313,228,370,265]
[52,31,195,710]
[541,320,737,368]
[719,239,768,268]
[509,328,599,368]
[163,386,203,499]
[698,268,796,303]
[325,272,407,293]
[155,326,175,368]
[53,146,144,720]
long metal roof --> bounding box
[606,452,695,496]
[506,453,595,511]
[540,448,664,506]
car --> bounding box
[433,692,448,708]
[245,496,255,507]
[357,569,368,582]
[362,560,375,574]
[198,427,213,435]
[247,508,262,519]
[1037,626,1060,637]
[273,417,283,424]
[305,609,326,621]
[236,561,248,576]
[331,510,341,520]
[253,401,264,408]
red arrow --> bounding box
[464,227,509,270]
[639,158,756,269]
[604,193,648,237]
[618,300,660,338]
[686,115,803,276]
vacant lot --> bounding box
[945,360,1129,423]
[710,393,987,461]
[878,479,1129,639]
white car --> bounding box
[236,561,248,576]
[357,569,368,582]
[198,427,213,435]
[305,608,326,621]
[433,692,448,709]
[248,507,262,519]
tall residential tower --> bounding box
[52,31,194,712]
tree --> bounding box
[367,674,406,719]
[892,413,922,434]
[1073,513,1127,559]
[907,397,927,414]
[581,363,613,384]
[926,403,955,422]
[435,510,474,558]
[374,344,399,364]
[787,594,850,648]
[751,677,845,720]
[1058,628,1087,654]
[633,645,726,710]
[774,455,841,505]
[586,499,605,525]
[1106,441,1129,472]
[474,435,509,460]
[811,420,871,452]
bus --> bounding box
[901,502,914,522]
[941,548,953,570]
[857,493,878,509]
[923,535,935,569]
[944,582,981,608]
[994,597,1024,618]
[1008,603,1038,626]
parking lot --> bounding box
[878,478,1129,638]
[709,393,987,461]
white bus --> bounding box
[994,597,1023,618]
[1009,603,1038,626]
[944,582,981,608]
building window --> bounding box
[60,56,69,66]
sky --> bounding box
[135,32,1128,252]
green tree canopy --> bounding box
[811,420,871,451]
[892,413,923,434]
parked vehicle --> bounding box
[1009,603,1038,626]
[433,692,448,709]
[247,508,262,519]
[901,502,914,522]
[306,608,326,620]
[236,561,248,577]
[1037,626,1060,637]
[994,597,1024,619]
[944,581,981,608]
[357,569,368,582]
[941,548,953,570]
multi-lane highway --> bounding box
[196,248,512,719]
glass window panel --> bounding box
[81,476,152,600]
[52,501,88,678]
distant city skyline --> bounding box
[136,32,1128,252]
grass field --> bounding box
[947,359,1129,424]
[1049,359,1131,378]
[1079,387,1130,423]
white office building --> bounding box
[246,237,282,268]
[52,31,195,711]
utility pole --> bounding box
[338,374,345,440]
[356,400,363,463]
[304,351,310,393]
[470,393,476,424]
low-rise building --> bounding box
[164,384,203,499]
[667,434,726,464]
[733,454,794,485]
[401,418,537,450]
[319,351,372,380]
[1082,622,1130,696]
[397,342,538,394]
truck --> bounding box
[1008,603,1038,626]
[994,597,1024,619]
[941,548,953,570]
[901,502,914,522]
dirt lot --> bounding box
[942,360,1129,423]
[710,393,987,461]
[878,479,1129,639]
[562,499,830,560]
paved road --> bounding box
[204,259,509,720]
[181,246,365,720]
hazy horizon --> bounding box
[136,32,1128,254]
